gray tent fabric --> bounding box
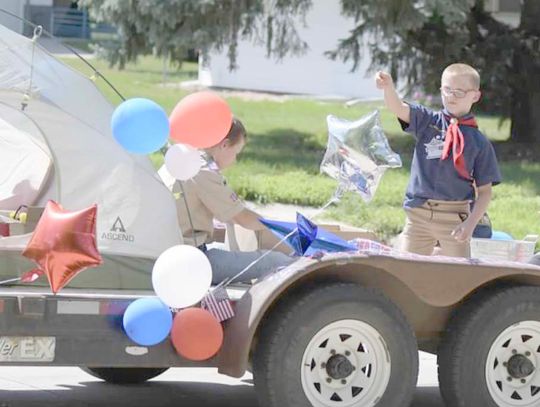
[0,24,182,259]
[0,116,51,209]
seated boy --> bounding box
[173,118,294,284]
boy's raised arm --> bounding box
[375,71,410,124]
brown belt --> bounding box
[423,199,470,210]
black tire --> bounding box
[252,282,418,407]
[438,286,540,407]
[80,367,169,384]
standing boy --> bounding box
[375,63,501,257]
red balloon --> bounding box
[169,92,233,148]
[171,308,223,361]
[22,200,102,294]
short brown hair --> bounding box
[225,118,247,145]
[442,63,480,89]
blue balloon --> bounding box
[491,230,513,241]
[123,297,172,346]
[111,98,169,154]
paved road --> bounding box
[0,353,443,407]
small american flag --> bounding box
[201,286,235,322]
[353,238,394,255]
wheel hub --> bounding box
[326,354,354,380]
[485,321,540,406]
[301,320,391,407]
[507,354,535,379]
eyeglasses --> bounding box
[440,86,478,99]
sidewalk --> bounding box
[246,200,391,243]
[247,202,331,222]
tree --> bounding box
[82,0,540,144]
[80,0,311,70]
[328,0,540,144]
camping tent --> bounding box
[0,23,182,259]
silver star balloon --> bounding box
[320,110,402,202]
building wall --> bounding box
[0,0,54,34]
[198,0,380,100]
[199,0,522,99]
[0,0,25,33]
[487,0,521,13]
[486,0,521,26]
[30,0,53,6]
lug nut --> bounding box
[326,378,332,383]
[503,362,508,367]
[341,379,347,385]
[521,379,526,384]
[525,351,531,357]
[507,377,513,382]
[512,349,518,355]
[330,349,336,355]
[321,362,326,369]
[345,350,351,356]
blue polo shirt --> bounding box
[400,104,501,208]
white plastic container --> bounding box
[470,235,538,262]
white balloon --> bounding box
[165,144,203,181]
[152,245,212,308]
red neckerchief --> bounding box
[441,114,477,180]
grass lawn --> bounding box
[63,55,540,245]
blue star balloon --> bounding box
[296,212,318,254]
[260,213,357,256]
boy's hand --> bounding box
[451,220,476,243]
[375,71,394,90]
[376,71,410,122]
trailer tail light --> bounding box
[0,223,9,237]
[99,300,131,315]
[56,300,132,316]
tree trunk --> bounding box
[509,0,540,144]
[510,87,540,144]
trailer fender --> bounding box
[217,253,540,377]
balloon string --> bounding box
[0,7,125,103]
[0,277,21,286]
[217,188,342,289]
[215,228,296,290]
[21,26,41,111]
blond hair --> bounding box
[442,63,480,89]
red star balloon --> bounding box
[22,200,102,294]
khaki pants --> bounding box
[400,200,471,258]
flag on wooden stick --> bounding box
[201,286,235,322]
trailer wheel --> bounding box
[80,367,169,384]
[438,286,540,407]
[253,283,418,407]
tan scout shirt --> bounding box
[174,160,244,246]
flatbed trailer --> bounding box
[0,252,539,407]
